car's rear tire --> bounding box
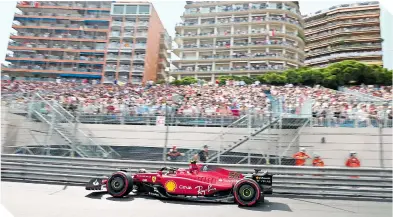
[106,171,133,198]
[233,179,261,207]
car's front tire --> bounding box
[106,171,133,198]
[233,179,261,207]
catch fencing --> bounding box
[1,154,392,200]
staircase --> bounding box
[184,115,250,160]
[30,93,121,159]
[206,116,280,163]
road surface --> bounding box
[1,181,392,217]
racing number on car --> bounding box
[228,171,241,179]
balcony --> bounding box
[120,55,132,60]
[138,22,149,27]
[15,12,111,21]
[306,43,381,56]
[108,43,121,49]
[8,42,106,52]
[307,27,380,42]
[106,55,118,60]
[110,32,121,38]
[173,65,290,74]
[2,64,103,74]
[105,65,117,71]
[136,33,148,37]
[175,52,301,63]
[6,54,105,63]
[133,55,145,61]
[124,22,135,27]
[11,32,107,42]
[13,22,109,31]
[305,18,379,35]
[123,32,134,37]
[305,51,382,65]
[18,1,110,10]
[305,11,379,28]
[175,16,301,29]
[119,65,131,72]
[121,43,133,50]
[178,40,301,51]
[112,21,122,26]
[183,3,301,18]
[132,67,145,72]
[134,44,146,49]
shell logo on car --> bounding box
[152,176,156,183]
[165,180,177,192]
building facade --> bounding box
[304,1,383,68]
[105,2,171,84]
[2,1,171,84]
[172,1,305,81]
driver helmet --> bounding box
[138,168,147,173]
[190,159,197,164]
[300,147,306,153]
[313,153,320,158]
[350,151,357,157]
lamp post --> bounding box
[162,49,173,164]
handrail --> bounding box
[33,93,117,158]
[199,115,249,147]
[49,99,121,158]
[280,118,310,158]
[31,110,88,157]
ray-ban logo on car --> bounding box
[195,185,217,195]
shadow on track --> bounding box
[85,191,107,200]
[85,191,136,202]
[239,200,292,212]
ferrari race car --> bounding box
[85,161,273,207]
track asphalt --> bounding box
[1,181,392,217]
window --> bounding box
[126,5,137,14]
[138,5,150,14]
[113,5,124,14]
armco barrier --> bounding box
[1,154,392,199]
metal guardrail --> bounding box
[1,154,392,199]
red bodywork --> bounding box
[132,164,244,196]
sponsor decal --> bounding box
[152,176,156,183]
[196,176,214,183]
[228,171,241,179]
[218,179,223,182]
[195,184,217,195]
[93,179,99,186]
[142,179,147,182]
[202,165,208,171]
[164,180,177,192]
[179,185,192,190]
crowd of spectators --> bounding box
[1,80,392,123]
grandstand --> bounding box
[1,79,392,166]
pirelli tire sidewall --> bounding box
[233,178,262,207]
[106,171,133,198]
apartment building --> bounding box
[2,1,171,84]
[304,1,383,67]
[172,1,305,81]
[105,2,171,84]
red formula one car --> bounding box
[85,161,273,206]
